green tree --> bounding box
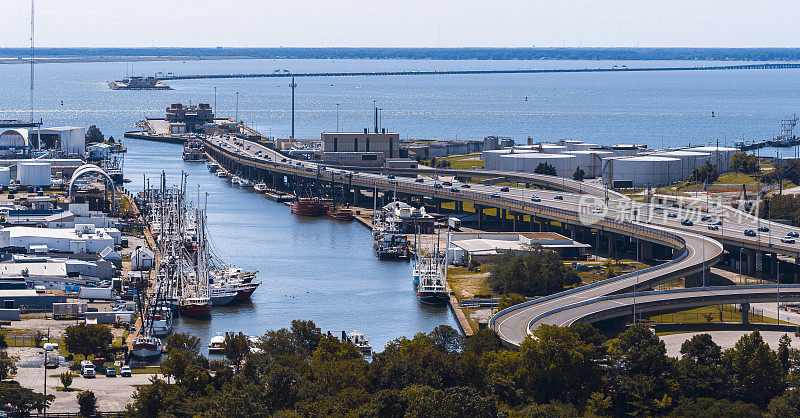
[428,325,463,353]
[33,330,44,348]
[290,319,322,353]
[497,293,527,311]
[222,332,250,372]
[0,350,17,381]
[0,333,7,349]
[490,246,580,296]
[405,386,497,417]
[669,397,762,418]
[723,330,784,407]
[463,328,504,356]
[676,333,726,400]
[85,125,104,145]
[572,166,585,181]
[77,390,97,417]
[768,388,800,417]
[534,162,557,176]
[59,372,74,390]
[62,324,113,361]
[730,151,760,174]
[165,333,201,354]
[0,382,53,414]
[691,160,719,184]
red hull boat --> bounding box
[291,198,324,216]
[327,206,355,221]
[233,282,260,302]
[178,297,212,319]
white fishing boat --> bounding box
[238,178,253,188]
[231,176,243,186]
[151,306,173,337]
[343,330,372,355]
[253,182,268,192]
[131,333,163,358]
[207,161,220,172]
[216,170,229,178]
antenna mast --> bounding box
[30,0,35,124]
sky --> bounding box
[1,0,799,48]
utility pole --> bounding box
[235,92,239,122]
[214,87,217,113]
[290,77,297,139]
[374,104,378,133]
[336,103,340,133]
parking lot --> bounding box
[11,347,160,413]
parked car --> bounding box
[106,367,116,377]
[781,237,796,244]
[120,366,132,377]
[500,187,510,192]
[744,229,757,237]
[681,219,693,226]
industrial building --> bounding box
[602,155,682,188]
[322,131,400,159]
[0,224,121,254]
[28,127,86,157]
[0,129,29,157]
[0,289,65,310]
[445,232,591,264]
[687,146,739,173]
[166,103,214,132]
[652,150,712,180]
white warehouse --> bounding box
[0,224,121,254]
[499,153,577,177]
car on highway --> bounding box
[434,184,443,189]
[500,187,510,192]
[281,158,287,162]
[415,178,424,183]
[491,193,501,198]
[758,226,770,232]
[295,162,302,166]
[120,366,132,377]
[782,237,796,244]
[530,196,541,202]
[707,225,719,230]
[387,174,395,179]
[744,229,757,237]
[789,231,800,237]
[667,213,677,218]
[701,215,712,221]
[450,187,460,192]
[461,184,471,188]
[712,220,722,225]
[442,181,453,186]
[554,195,563,200]
[681,219,693,226]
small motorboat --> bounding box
[238,178,253,188]
[216,171,229,178]
[253,182,268,192]
[342,330,372,355]
[208,334,225,354]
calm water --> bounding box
[2,58,800,351]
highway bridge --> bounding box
[199,135,800,346]
[157,63,800,81]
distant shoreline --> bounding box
[2,47,800,64]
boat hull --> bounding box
[211,293,237,306]
[152,326,173,338]
[327,208,354,221]
[232,283,259,302]
[178,302,212,319]
[417,292,449,306]
[291,199,324,216]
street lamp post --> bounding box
[336,103,340,133]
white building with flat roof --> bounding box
[0,225,120,254]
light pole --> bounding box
[214,87,217,112]
[235,91,239,122]
[43,347,47,415]
[633,234,639,324]
[336,103,340,133]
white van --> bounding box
[80,360,95,378]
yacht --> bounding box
[208,334,225,354]
[231,176,243,186]
[342,330,372,355]
[207,161,220,172]
[216,170,229,178]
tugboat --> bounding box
[291,197,324,216]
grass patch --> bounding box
[446,266,492,300]
[647,305,793,325]
[131,367,162,375]
[56,387,81,392]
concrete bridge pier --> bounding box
[500,209,507,230]
[512,212,521,232]
[741,302,750,324]
[476,205,485,230]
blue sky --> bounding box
[1,0,799,48]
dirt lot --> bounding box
[10,347,160,413]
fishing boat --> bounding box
[417,268,449,306]
[210,288,238,306]
[342,330,372,355]
[231,176,243,186]
[151,306,173,337]
[216,170,229,178]
[253,182,268,192]
[374,233,410,260]
[238,178,253,188]
[178,296,212,318]
[131,333,163,358]
[207,161,220,172]
[327,205,354,221]
[291,197,324,216]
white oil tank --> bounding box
[502,153,577,177]
[654,150,712,180]
[571,150,614,178]
[0,167,10,187]
[687,146,739,173]
[17,162,52,187]
[603,156,680,188]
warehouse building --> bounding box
[0,289,65,310]
[28,127,85,157]
[445,232,591,264]
[0,224,121,254]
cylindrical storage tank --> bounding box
[482,149,535,170]
[571,150,614,178]
[603,156,680,188]
[654,151,712,180]
[510,153,577,177]
[17,162,51,187]
[537,144,568,154]
[687,146,739,173]
[0,167,10,187]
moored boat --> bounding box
[216,170,229,178]
[238,178,253,188]
[291,197,324,216]
[210,289,238,306]
[253,182,268,192]
[327,205,354,221]
[131,334,163,358]
[207,161,220,172]
[151,307,173,337]
[208,334,225,354]
[342,330,372,355]
[178,296,212,318]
